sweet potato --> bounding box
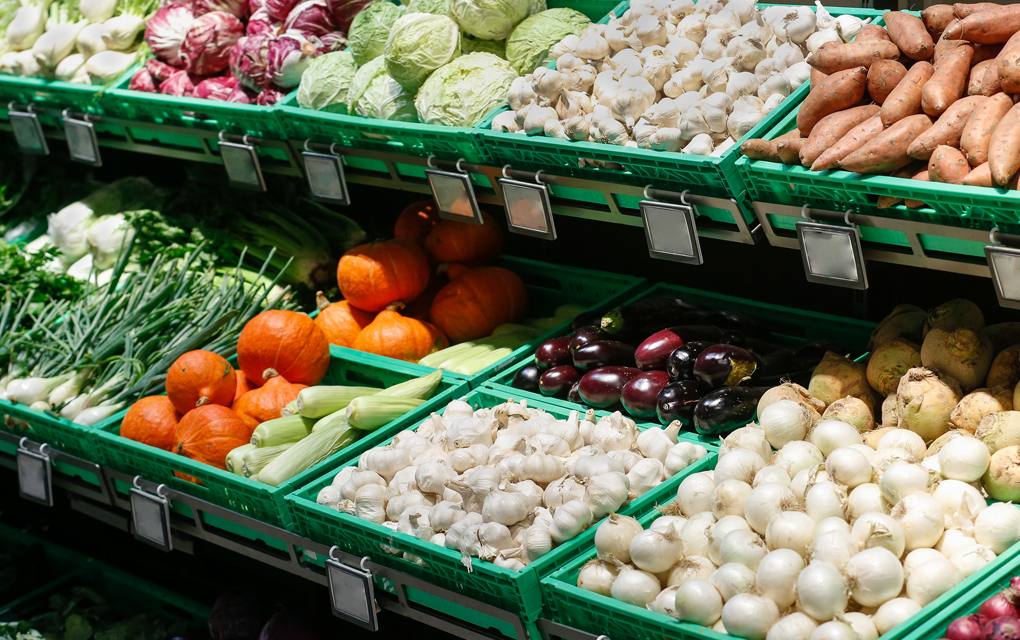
[868,60,909,105]
[777,139,806,165]
[811,115,886,171]
[973,43,1003,64]
[808,40,901,75]
[923,5,956,40]
[981,61,1003,96]
[988,102,1020,185]
[857,25,892,42]
[740,139,780,161]
[961,92,1013,165]
[962,162,1020,187]
[797,67,869,137]
[810,67,828,88]
[997,31,1020,93]
[907,95,986,159]
[877,196,904,208]
[777,130,802,141]
[928,145,971,183]
[906,169,930,208]
[934,22,965,65]
[800,105,882,167]
[943,6,1020,44]
[970,60,994,95]
[922,44,974,116]
[885,12,935,61]
[881,61,935,127]
[954,3,1001,19]
[839,114,934,174]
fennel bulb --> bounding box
[5,0,51,51]
[100,13,144,49]
[48,201,96,267]
[32,18,87,67]
[0,50,18,72]
[86,213,134,269]
[65,252,95,280]
[76,22,105,57]
[53,50,83,80]
[12,47,40,74]
[81,0,117,23]
[84,48,136,82]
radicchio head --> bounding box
[128,68,158,92]
[264,0,300,23]
[194,74,240,100]
[325,0,371,32]
[248,0,264,14]
[145,57,180,82]
[265,30,318,89]
[144,3,195,67]
[192,0,249,20]
[283,0,336,37]
[246,7,275,36]
[227,84,256,102]
[160,70,196,96]
[314,30,346,54]
[180,10,244,76]
[255,88,284,105]
[230,33,272,90]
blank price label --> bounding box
[326,559,378,631]
[10,111,48,155]
[796,221,868,290]
[426,169,482,224]
[303,151,349,205]
[62,116,101,166]
[130,488,173,552]
[220,140,266,192]
[17,447,53,507]
[500,179,556,240]
[640,200,702,265]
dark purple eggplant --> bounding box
[720,330,748,348]
[693,387,770,436]
[694,344,758,387]
[578,366,642,408]
[657,379,710,426]
[706,310,762,336]
[567,381,582,404]
[536,336,573,369]
[755,349,796,378]
[621,371,671,417]
[569,326,603,354]
[572,309,603,331]
[540,365,582,398]
[791,341,846,371]
[573,340,636,370]
[600,297,704,342]
[512,364,542,391]
[634,326,724,371]
[682,309,713,325]
[667,341,716,381]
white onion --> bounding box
[810,621,857,640]
[676,472,716,516]
[766,511,815,558]
[648,585,681,617]
[951,545,996,577]
[720,529,768,570]
[710,562,757,601]
[845,547,905,607]
[681,512,716,558]
[766,612,818,640]
[931,480,986,530]
[667,555,716,587]
[851,512,905,558]
[903,548,944,577]
[891,493,945,551]
[873,597,921,635]
[754,465,792,488]
[791,466,832,500]
[722,594,780,640]
[814,517,851,538]
[755,549,803,608]
[806,481,847,522]
[611,565,662,607]
[825,447,873,489]
[879,461,931,504]
[842,612,879,640]
[759,400,812,449]
[848,444,878,463]
[715,448,767,485]
[713,479,753,518]
[935,529,978,558]
[675,578,724,626]
[847,483,890,521]
[774,441,824,477]
[577,557,619,596]
[720,426,772,461]
[810,530,859,570]
[650,515,687,534]
[630,528,684,573]
[877,430,926,461]
[796,561,847,622]
[906,556,962,606]
[709,515,753,565]
[744,482,797,535]
[939,437,991,482]
[594,513,643,562]
[870,448,917,475]
[975,503,1020,554]
[811,420,863,457]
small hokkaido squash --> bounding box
[430,266,528,342]
[234,369,255,399]
[232,375,308,431]
[122,396,181,451]
[394,199,440,247]
[166,350,236,414]
[424,212,503,266]
[174,405,251,469]
[237,310,330,386]
[352,304,449,362]
[337,240,430,312]
[314,292,376,348]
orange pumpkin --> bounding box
[430,266,528,342]
[237,310,330,386]
[121,396,181,451]
[234,369,256,399]
[166,350,236,414]
[337,240,430,312]
[352,304,449,362]
[314,292,376,348]
[232,375,307,431]
[424,212,504,266]
[174,404,251,469]
[394,199,440,247]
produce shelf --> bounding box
[92,349,469,530]
[0,430,113,506]
[0,522,94,609]
[0,395,107,463]
[0,75,109,115]
[330,255,645,389]
[286,386,714,640]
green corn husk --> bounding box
[281,399,299,417]
[241,442,294,477]
[296,385,381,418]
[256,423,364,487]
[250,414,315,447]
[346,396,425,430]
[312,408,350,432]
[226,444,257,475]
[376,370,442,400]
[450,346,516,375]
[418,342,476,368]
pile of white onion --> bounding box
[316,398,708,570]
[578,406,1019,640]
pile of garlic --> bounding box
[493,0,868,156]
[578,410,1018,640]
[316,398,708,571]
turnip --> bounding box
[864,426,895,449]
[869,304,926,350]
[881,394,897,428]
[950,386,1013,434]
[757,382,824,420]
[895,367,963,442]
[821,396,874,433]
[926,429,972,458]
[924,299,984,337]
[867,339,921,397]
[987,344,1020,389]
[809,352,875,410]
[984,444,1020,501]
[921,327,993,393]
[975,411,1020,454]
[985,322,1020,351]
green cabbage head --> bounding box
[297,50,358,112]
[348,1,406,66]
[449,0,528,40]
[461,35,506,58]
[384,12,461,89]
[415,52,518,127]
[505,8,590,74]
[349,56,419,121]
[407,0,447,15]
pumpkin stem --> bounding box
[385,301,406,313]
[263,368,280,381]
[196,396,209,407]
[315,291,331,311]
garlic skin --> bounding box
[684,132,715,155]
[783,61,811,91]
[806,27,840,54]
[758,71,792,101]
[834,14,867,42]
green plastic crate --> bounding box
[0,398,106,463]
[0,75,105,114]
[94,349,468,528]
[286,386,715,637]
[329,255,645,389]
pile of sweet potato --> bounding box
[740,4,1020,208]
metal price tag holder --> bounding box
[796,206,868,290]
[62,110,101,166]
[984,227,1020,310]
[218,132,266,192]
[129,476,173,552]
[325,547,378,631]
[301,140,350,205]
[640,186,702,265]
[9,102,48,155]
[17,438,53,507]
[425,156,483,224]
[498,165,557,240]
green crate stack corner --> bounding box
[286,386,716,639]
[484,281,876,428]
[0,397,107,463]
[94,349,470,529]
[328,255,646,389]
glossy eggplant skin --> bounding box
[720,330,748,348]
[573,340,636,370]
[572,310,603,331]
[693,387,770,436]
[569,326,603,354]
[600,297,704,343]
[706,310,762,336]
[791,341,845,371]
[667,341,716,381]
[694,344,758,388]
[512,364,542,391]
[535,336,573,369]
[540,366,582,398]
[634,326,724,371]
[657,379,710,426]
[578,366,643,408]
[621,371,671,417]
